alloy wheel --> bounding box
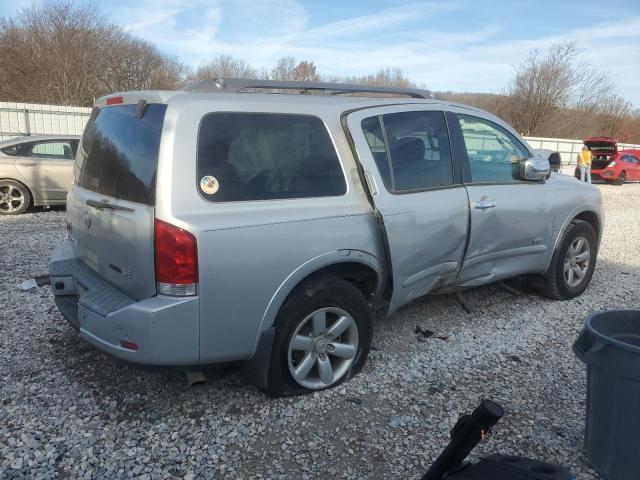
[287,307,359,390]
[0,183,25,213]
[563,236,591,288]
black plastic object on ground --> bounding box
[573,310,640,480]
[449,455,572,479]
[422,400,503,480]
[422,400,573,480]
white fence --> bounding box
[525,136,640,166]
[0,102,92,141]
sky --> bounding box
[2,0,640,106]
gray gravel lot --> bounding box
[2,185,640,479]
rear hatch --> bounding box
[67,100,167,301]
[584,137,618,170]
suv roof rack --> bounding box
[187,77,433,99]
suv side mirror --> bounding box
[520,156,550,181]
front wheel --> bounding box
[265,275,372,397]
[535,220,597,300]
[613,171,626,186]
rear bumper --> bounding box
[50,239,200,365]
[574,167,612,181]
[592,168,617,179]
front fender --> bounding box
[545,203,603,272]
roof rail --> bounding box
[187,77,433,99]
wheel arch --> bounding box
[545,207,602,273]
[252,250,384,351]
[244,251,383,392]
[573,210,601,239]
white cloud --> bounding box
[101,0,640,106]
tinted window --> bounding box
[1,142,32,156]
[362,111,453,192]
[457,114,529,184]
[76,104,166,205]
[197,113,346,202]
[31,140,75,159]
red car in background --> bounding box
[574,137,640,185]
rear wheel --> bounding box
[535,220,597,300]
[0,180,30,215]
[613,171,626,186]
[265,275,372,397]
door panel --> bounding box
[347,105,469,313]
[459,184,553,285]
[627,155,640,180]
[14,140,75,202]
[451,110,554,285]
[378,189,469,309]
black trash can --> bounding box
[573,310,640,480]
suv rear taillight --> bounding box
[154,219,198,296]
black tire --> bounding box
[536,220,598,300]
[0,179,31,215]
[265,275,372,397]
[613,171,626,186]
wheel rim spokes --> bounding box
[311,310,326,336]
[293,353,315,382]
[288,306,359,389]
[0,184,25,212]
[316,355,334,384]
[563,236,591,287]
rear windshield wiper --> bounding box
[136,100,148,119]
[86,199,134,212]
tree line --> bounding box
[1,2,638,143]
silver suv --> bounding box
[50,79,603,396]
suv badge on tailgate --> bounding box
[82,210,92,229]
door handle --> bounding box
[473,199,496,210]
[17,163,36,167]
[363,171,378,196]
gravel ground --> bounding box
[2,185,640,480]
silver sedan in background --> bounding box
[0,134,79,214]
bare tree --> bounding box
[270,56,298,81]
[568,65,614,136]
[186,54,260,85]
[598,94,632,139]
[0,1,185,106]
[505,41,580,136]
[326,68,415,88]
[268,57,319,82]
[291,61,319,82]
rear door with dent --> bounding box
[346,104,469,313]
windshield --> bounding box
[75,103,167,205]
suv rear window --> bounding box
[197,113,346,202]
[75,103,167,205]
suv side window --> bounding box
[457,114,530,184]
[197,113,346,202]
[30,140,75,160]
[361,111,453,192]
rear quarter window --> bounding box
[197,113,346,202]
[1,142,32,156]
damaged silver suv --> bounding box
[50,79,603,396]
